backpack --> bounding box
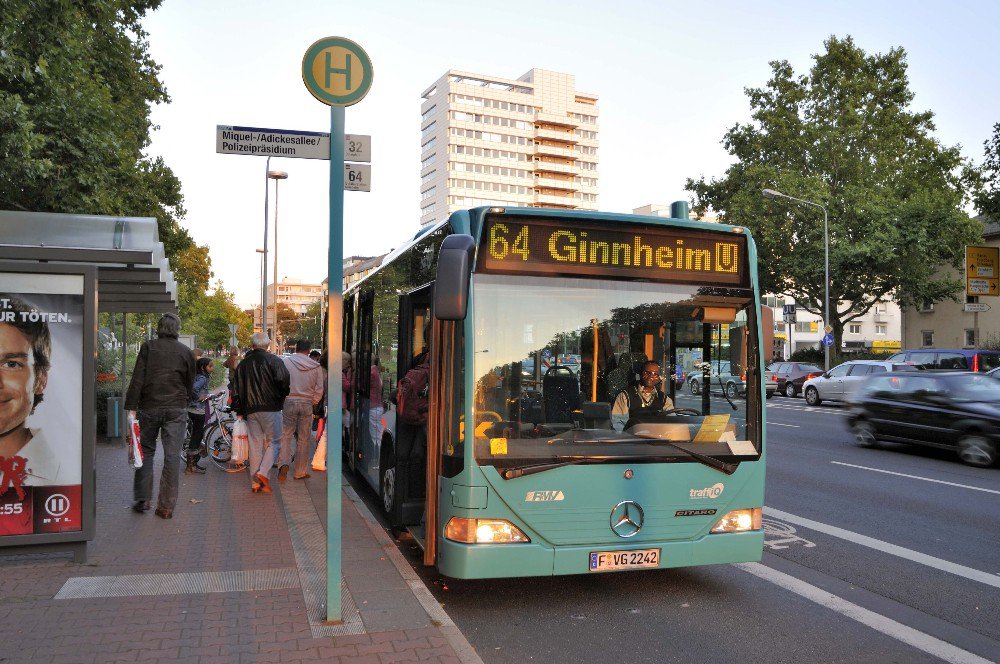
[397,360,430,425]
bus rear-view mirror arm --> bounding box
[434,234,477,321]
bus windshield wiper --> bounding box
[503,432,738,477]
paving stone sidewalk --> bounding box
[0,440,479,663]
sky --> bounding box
[142,0,1000,309]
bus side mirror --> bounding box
[434,234,476,321]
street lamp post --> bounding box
[762,188,831,371]
[268,169,289,349]
[255,248,265,333]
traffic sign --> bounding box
[302,37,373,107]
[821,333,834,347]
[964,302,992,312]
[966,245,999,297]
[824,324,833,334]
[344,163,370,192]
[228,323,238,333]
[782,304,796,315]
[345,134,371,163]
[229,335,239,347]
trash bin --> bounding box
[106,396,124,437]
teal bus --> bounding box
[342,205,766,578]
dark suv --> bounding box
[846,371,1000,467]
[886,349,1000,372]
[768,362,824,398]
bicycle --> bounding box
[180,391,244,472]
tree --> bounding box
[686,36,982,350]
[276,303,300,350]
[0,0,211,308]
[183,285,252,350]
[973,123,1000,219]
[298,300,324,347]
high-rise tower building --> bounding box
[418,68,599,226]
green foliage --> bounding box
[298,300,324,347]
[686,36,982,349]
[0,0,212,310]
[972,123,1000,219]
[181,284,252,350]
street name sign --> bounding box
[966,245,999,296]
[216,125,330,160]
[344,163,371,192]
[964,302,992,312]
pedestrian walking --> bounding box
[125,313,195,519]
[223,347,240,382]
[312,350,345,473]
[277,339,325,481]
[230,333,289,493]
[185,357,214,475]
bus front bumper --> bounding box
[436,530,764,579]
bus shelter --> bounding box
[0,210,178,561]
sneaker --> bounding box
[293,473,311,480]
[277,464,289,481]
[311,465,326,472]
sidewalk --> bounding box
[0,441,482,663]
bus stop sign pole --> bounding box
[302,36,373,623]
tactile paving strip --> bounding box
[54,567,300,599]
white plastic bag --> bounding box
[231,418,249,464]
[128,413,143,469]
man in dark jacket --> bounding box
[231,332,289,493]
[125,313,195,519]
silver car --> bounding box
[803,360,918,406]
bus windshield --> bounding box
[472,274,761,470]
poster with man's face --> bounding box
[0,274,84,536]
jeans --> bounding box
[133,407,187,510]
[278,399,314,477]
[269,411,283,464]
[247,411,279,483]
[187,412,206,454]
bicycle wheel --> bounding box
[206,421,246,472]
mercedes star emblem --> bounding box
[610,500,644,538]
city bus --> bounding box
[342,205,766,578]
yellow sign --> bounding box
[872,339,902,351]
[966,245,999,297]
[301,37,373,107]
[490,438,508,455]
[692,414,731,443]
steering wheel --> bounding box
[662,407,701,416]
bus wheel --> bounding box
[957,434,998,467]
[689,379,700,395]
[381,465,396,514]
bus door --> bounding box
[353,289,375,477]
[387,285,432,531]
[342,293,356,461]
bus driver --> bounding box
[611,360,673,432]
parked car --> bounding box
[802,360,918,406]
[768,361,824,398]
[846,371,1000,467]
[886,348,1000,372]
[689,360,775,400]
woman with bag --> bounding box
[185,358,213,474]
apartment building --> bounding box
[764,296,902,360]
[419,68,599,226]
[252,277,323,333]
[343,254,386,291]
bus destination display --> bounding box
[477,216,748,286]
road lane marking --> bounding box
[830,462,1000,495]
[764,506,1000,589]
[736,562,993,664]
[763,518,816,549]
[767,422,800,427]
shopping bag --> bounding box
[127,413,143,469]
[231,418,250,464]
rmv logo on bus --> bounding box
[525,491,565,502]
[690,483,725,499]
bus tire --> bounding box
[380,439,398,520]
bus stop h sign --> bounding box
[302,37,373,107]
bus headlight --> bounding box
[444,517,530,544]
[710,508,762,533]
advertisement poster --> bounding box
[0,274,84,537]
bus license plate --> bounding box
[589,548,660,572]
